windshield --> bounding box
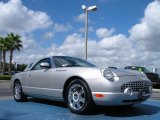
[142,68,151,73]
[129,66,151,73]
[53,56,96,68]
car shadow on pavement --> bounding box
[28,98,67,108]
[101,104,160,117]
[27,98,160,117]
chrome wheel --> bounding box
[68,84,86,110]
[14,83,22,100]
[13,81,27,102]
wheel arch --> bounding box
[63,76,91,101]
[13,79,21,86]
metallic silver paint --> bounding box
[10,56,152,106]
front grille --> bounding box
[121,81,151,92]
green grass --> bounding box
[0,75,12,80]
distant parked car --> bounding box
[4,71,16,75]
[124,66,159,86]
[11,56,152,114]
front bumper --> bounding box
[92,91,151,106]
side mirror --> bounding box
[40,62,50,68]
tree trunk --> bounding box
[9,50,13,75]
[0,50,2,74]
[2,50,6,75]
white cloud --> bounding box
[99,34,131,50]
[0,0,53,34]
[54,23,72,32]
[47,0,160,69]
[10,0,160,72]
[44,33,132,68]
[129,0,160,51]
[74,13,86,22]
[48,33,84,57]
[96,28,115,38]
[43,32,54,39]
[21,36,37,49]
[13,36,46,64]
[74,13,92,23]
[0,0,53,63]
[78,26,94,33]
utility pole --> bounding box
[82,5,97,60]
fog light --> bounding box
[124,88,133,96]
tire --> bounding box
[66,79,94,114]
[13,81,27,102]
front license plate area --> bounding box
[138,90,150,99]
[142,90,150,97]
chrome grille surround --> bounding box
[121,81,151,92]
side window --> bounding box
[31,58,51,70]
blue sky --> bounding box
[16,0,152,46]
[0,0,160,71]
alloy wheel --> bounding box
[68,84,86,110]
[14,83,22,100]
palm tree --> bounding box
[0,37,3,74]
[0,37,8,75]
[6,33,23,75]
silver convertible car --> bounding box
[11,56,152,114]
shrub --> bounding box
[0,75,12,80]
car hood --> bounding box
[108,68,144,77]
[55,67,145,77]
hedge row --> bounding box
[0,75,12,80]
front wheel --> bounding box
[13,81,27,102]
[66,79,94,114]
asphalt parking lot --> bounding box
[0,98,160,120]
[0,81,160,120]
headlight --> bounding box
[102,69,114,82]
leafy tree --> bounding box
[16,64,27,72]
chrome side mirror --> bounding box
[40,62,50,68]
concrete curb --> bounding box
[0,80,10,81]
[153,89,160,92]
[0,96,12,100]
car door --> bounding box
[26,58,61,98]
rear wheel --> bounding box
[13,81,27,102]
[66,79,94,114]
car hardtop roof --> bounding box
[52,56,78,58]
[24,56,81,71]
